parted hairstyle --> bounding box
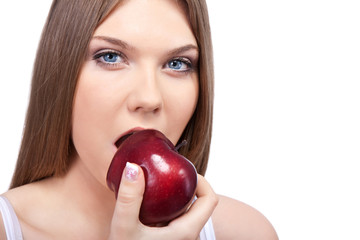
[10,0,214,189]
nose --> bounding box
[127,68,163,115]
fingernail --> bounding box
[125,162,139,182]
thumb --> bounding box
[111,162,145,232]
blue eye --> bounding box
[102,52,121,63]
[167,58,192,72]
[168,60,183,70]
[93,50,126,68]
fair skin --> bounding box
[1,0,278,239]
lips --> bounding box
[115,127,144,148]
[115,132,134,148]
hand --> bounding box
[108,162,218,240]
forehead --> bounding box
[94,0,196,48]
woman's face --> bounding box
[71,0,199,187]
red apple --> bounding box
[106,129,198,225]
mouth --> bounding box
[114,127,144,148]
[115,132,134,148]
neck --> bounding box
[52,155,116,237]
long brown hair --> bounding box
[10,0,214,189]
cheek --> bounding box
[165,78,199,144]
[71,71,117,183]
[72,80,109,151]
[72,68,122,147]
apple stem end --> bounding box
[175,139,187,152]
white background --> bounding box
[0,1,359,239]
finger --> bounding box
[110,162,145,236]
[185,174,218,220]
[167,175,218,237]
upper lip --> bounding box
[114,127,145,148]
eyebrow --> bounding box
[168,44,199,57]
[92,35,198,56]
[92,36,134,51]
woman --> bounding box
[0,0,278,239]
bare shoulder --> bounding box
[0,187,29,239]
[0,210,6,240]
[212,195,278,240]
[2,182,43,213]
[0,189,22,240]
[1,180,57,239]
[1,178,58,222]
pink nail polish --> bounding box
[125,162,139,181]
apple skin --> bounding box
[106,129,198,225]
